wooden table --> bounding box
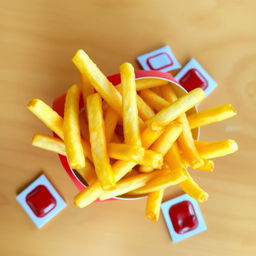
[1,0,255,255]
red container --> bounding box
[52,70,199,200]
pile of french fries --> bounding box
[27,49,238,222]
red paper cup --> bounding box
[52,70,199,201]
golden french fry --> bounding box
[115,85,154,122]
[194,159,214,172]
[141,127,164,149]
[128,168,187,195]
[177,113,204,169]
[136,94,155,120]
[104,107,119,143]
[164,142,184,171]
[146,88,206,130]
[73,50,122,116]
[74,160,138,208]
[160,84,204,169]
[188,104,237,129]
[108,143,145,162]
[87,93,115,190]
[79,112,90,141]
[116,78,169,91]
[195,139,238,159]
[120,63,141,146]
[27,99,64,139]
[108,143,162,168]
[150,86,162,95]
[159,85,178,103]
[63,85,85,169]
[139,89,169,112]
[135,79,168,91]
[76,162,97,186]
[80,73,94,100]
[32,134,66,155]
[32,134,96,186]
[146,189,164,222]
[179,170,208,203]
[139,149,163,169]
[99,172,158,200]
[74,181,103,208]
[140,121,182,172]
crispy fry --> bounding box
[108,143,162,168]
[164,142,184,171]
[188,104,237,129]
[139,89,169,111]
[140,121,182,172]
[139,150,163,169]
[99,172,158,200]
[116,78,169,91]
[195,139,238,159]
[73,50,122,116]
[74,181,103,208]
[27,99,64,139]
[179,170,208,202]
[32,134,66,155]
[120,63,141,146]
[195,159,214,172]
[32,134,96,186]
[63,85,85,169]
[76,162,97,186]
[146,88,206,130]
[136,94,155,120]
[128,168,187,195]
[159,85,178,103]
[141,127,164,149]
[108,143,145,162]
[87,93,115,190]
[160,86,204,169]
[104,107,119,143]
[80,73,94,100]
[146,189,164,222]
[178,113,204,169]
[79,112,90,141]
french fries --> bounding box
[32,134,66,155]
[195,139,238,159]
[27,99,64,139]
[28,49,239,222]
[146,189,164,222]
[179,169,209,203]
[63,85,85,169]
[87,93,115,190]
[128,168,187,195]
[160,85,204,169]
[116,78,169,91]
[140,121,182,172]
[146,88,206,130]
[188,104,237,129]
[120,63,141,146]
[104,107,119,143]
[139,89,169,112]
[73,50,123,116]
[99,172,157,200]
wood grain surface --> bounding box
[0,0,255,255]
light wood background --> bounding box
[1,0,256,255]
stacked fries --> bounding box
[27,49,238,222]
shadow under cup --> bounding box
[52,70,199,201]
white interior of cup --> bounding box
[74,77,199,200]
